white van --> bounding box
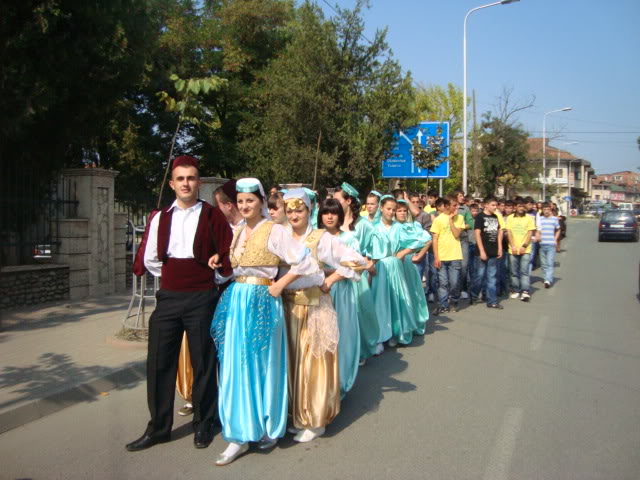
[618,202,633,211]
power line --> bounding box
[529,131,640,134]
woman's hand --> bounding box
[320,279,333,294]
[366,258,376,276]
[268,283,284,298]
[207,254,221,270]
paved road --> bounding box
[2,219,639,480]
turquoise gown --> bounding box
[395,221,432,335]
[211,283,288,443]
[328,231,362,395]
[371,221,422,345]
[351,219,386,358]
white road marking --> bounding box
[530,315,549,351]
[483,407,524,480]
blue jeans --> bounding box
[539,244,557,284]
[496,254,508,294]
[471,256,498,305]
[416,253,428,294]
[459,237,470,294]
[427,251,439,296]
[529,242,539,275]
[437,260,461,308]
[509,253,531,293]
[467,243,476,287]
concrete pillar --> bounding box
[199,177,228,206]
[55,168,119,298]
[114,212,128,292]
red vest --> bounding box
[156,201,232,292]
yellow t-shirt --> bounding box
[424,205,436,214]
[506,214,536,254]
[431,214,465,261]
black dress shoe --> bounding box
[487,303,504,310]
[126,433,170,452]
[194,429,214,449]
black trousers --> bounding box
[146,288,220,437]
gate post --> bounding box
[54,168,120,298]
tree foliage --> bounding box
[240,0,414,192]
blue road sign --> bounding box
[382,121,450,179]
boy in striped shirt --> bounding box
[536,203,561,288]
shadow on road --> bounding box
[0,353,145,412]
[0,296,130,334]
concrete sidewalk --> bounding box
[0,294,149,434]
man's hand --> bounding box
[434,258,442,269]
[480,252,488,262]
[497,249,503,259]
[412,253,425,264]
[207,254,221,270]
[518,246,526,255]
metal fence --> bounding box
[0,172,79,267]
[114,201,154,253]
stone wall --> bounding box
[0,265,70,310]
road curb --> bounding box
[0,361,146,435]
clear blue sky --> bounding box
[316,0,640,175]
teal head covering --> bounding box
[369,190,382,198]
[396,198,414,223]
[236,178,269,218]
[374,194,397,224]
[340,182,360,202]
[302,188,319,228]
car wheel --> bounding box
[598,235,604,242]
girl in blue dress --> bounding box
[210,179,318,465]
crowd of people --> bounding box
[125,155,565,466]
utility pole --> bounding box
[472,89,479,196]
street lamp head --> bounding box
[561,107,572,111]
[500,0,520,4]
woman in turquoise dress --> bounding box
[370,195,422,346]
[210,178,318,465]
[317,198,367,395]
[395,199,432,335]
[334,183,385,357]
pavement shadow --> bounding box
[325,348,415,439]
[0,296,131,334]
[0,353,144,412]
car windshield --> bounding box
[602,211,633,221]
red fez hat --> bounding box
[172,155,199,171]
[221,179,237,203]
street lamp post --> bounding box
[463,0,520,194]
[542,107,572,201]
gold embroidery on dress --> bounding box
[230,221,280,268]
[304,229,326,261]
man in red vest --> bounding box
[126,155,232,452]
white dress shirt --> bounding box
[144,201,203,277]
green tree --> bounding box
[241,0,414,192]
[0,0,159,182]
[476,114,537,197]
